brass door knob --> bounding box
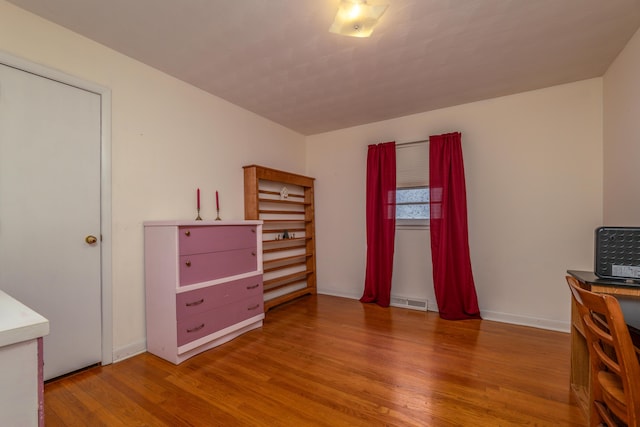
[85,235,98,244]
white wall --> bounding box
[0,1,305,360]
[603,27,640,226]
[307,79,603,331]
[0,0,617,353]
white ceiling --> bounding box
[8,0,640,135]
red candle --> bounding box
[216,191,219,211]
[197,188,200,210]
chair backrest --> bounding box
[566,276,640,426]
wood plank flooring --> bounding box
[44,294,586,426]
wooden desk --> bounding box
[567,270,640,417]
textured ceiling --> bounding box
[7,0,640,135]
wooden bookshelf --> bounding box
[243,165,317,310]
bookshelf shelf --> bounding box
[243,165,317,311]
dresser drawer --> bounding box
[178,225,257,255]
[176,276,263,319]
[179,247,258,286]
[177,295,264,347]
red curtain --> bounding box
[361,141,396,307]
[429,132,481,320]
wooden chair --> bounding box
[566,276,640,426]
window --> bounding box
[396,186,429,221]
[396,141,429,228]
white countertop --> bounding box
[0,290,49,347]
[144,220,263,226]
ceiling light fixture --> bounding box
[329,0,389,38]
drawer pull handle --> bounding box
[186,298,204,307]
[251,228,256,233]
[247,284,260,290]
[185,260,191,267]
[187,323,205,333]
[184,230,191,236]
[248,304,260,311]
[251,251,256,256]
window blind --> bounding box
[396,142,428,188]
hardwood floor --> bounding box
[44,295,586,426]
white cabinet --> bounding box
[144,220,263,364]
[0,290,49,426]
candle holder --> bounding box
[215,209,221,221]
[195,208,202,221]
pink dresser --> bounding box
[144,220,263,364]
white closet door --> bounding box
[0,63,102,380]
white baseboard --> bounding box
[112,339,147,363]
[318,290,570,333]
[480,310,570,333]
[317,289,361,300]
[319,290,431,312]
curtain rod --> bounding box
[396,138,429,147]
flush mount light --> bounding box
[329,0,389,38]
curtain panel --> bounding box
[361,141,396,307]
[429,132,481,320]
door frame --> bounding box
[0,50,113,366]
